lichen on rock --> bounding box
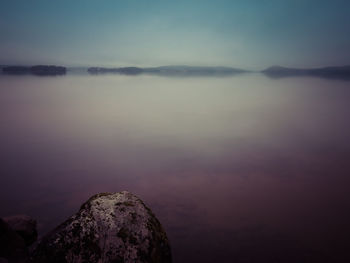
[30,191,171,263]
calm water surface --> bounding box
[1,74,350,262]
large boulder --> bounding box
[3,215,37,246]
[0,218,28,263]
[30,191,171,263]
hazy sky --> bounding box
[1,0,349,69]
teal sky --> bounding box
[1,0,349,69]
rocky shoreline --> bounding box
[0,191,171,263]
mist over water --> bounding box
[1,74,350,262]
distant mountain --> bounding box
[262,65,350,80]
[2,65,66,76]
[88,66,248,76]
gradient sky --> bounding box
[1,0,349,69]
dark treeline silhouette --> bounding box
[2,65,66,76]
[88,65,350,80]
[2,64,350,80]
[262,65,350,80]
[88,66,248,76]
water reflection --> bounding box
[0,74,350,262]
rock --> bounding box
[30,191,172,263]
[0,218,28,263]
[3,215,37,246]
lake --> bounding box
[1,73,350,262]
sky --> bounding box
[0,0,349,69]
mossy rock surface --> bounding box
[30,191,171,263]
